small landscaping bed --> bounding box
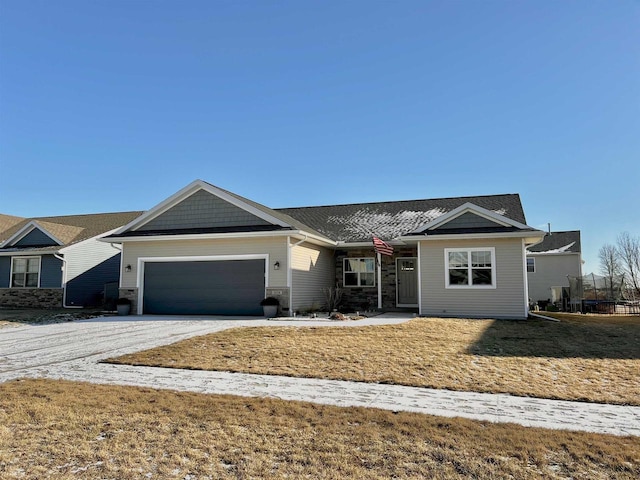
[107,315,640,405]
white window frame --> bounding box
[526,257,535,273]
[444,247,496,289]
[343,257,376,288]
[10,256,42,288]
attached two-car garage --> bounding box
[141,258,266,315]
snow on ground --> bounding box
[1,314,638,436]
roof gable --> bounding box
[411,202,532,234]
[2,221,64,248]
[136,189,274,232]
[0,212,144,249]
[113,180,305,236]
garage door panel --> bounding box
[143,259,265,315]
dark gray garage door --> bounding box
[143,260,265,315]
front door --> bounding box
[396,258,418,307]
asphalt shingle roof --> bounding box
[527,230,581,253]
[278,194,527,242]
[0,211,145,248]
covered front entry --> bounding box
[396,257,418,307]
[142,258,265,315]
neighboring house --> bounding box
[526,230,583,309]
[0,211,143,308]
[104,180,545,319]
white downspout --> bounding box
[53,253,80,309]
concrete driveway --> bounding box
[1,314,639,437]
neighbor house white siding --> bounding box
[419,237,527,319]
[64,238,119,283]
[527,253,582,303]
[290,241,335,312]
[120,237,289,288]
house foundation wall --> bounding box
[0,288,63,308]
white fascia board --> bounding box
[0,247,61,256]
[400,230,546,242]
[58,228,121,253]
[289,232,337,247]
[100,229,335,245]
[526,251,581,257]
[336,240,407,248]
[411,202,532,233]
[3,221,64,247]
[112,179,292,235]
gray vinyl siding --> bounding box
[0,257,10,287]
[291,241,335,312]
[63,238,122,306]
[40,255,63,288]
[434,212,502,230]
[14,229,58,247]
[121,236,289,289]
[527,253,582,303]
[138,190,272,231]
[419,238,527,319]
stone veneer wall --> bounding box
[265,287,290,316]
[118,288,138,314]
[0,288,63,308]
[335,247,417,311]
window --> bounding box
[526,257,535,273]
[445,248,495,288]
[343,258,375,287]
[11,257,40,288]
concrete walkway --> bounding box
[1,314,639,437]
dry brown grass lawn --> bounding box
[0,379,638,479]
[109,314,640,405]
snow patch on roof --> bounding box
[327,208,447,241]
[527,241,576,255]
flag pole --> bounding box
[377,252,382,309]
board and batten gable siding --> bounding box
[63,238,123,306]
[290,241,335,312]
[433,212,503,230]
[14,228,58,247]
[419,238,527,319]
[137,190,272,231]
[120,237,289,289]
[527,253,582,303]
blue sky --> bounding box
[1,0,638,274]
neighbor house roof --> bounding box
[0,211,145,249]
[527,230,581,254]
[278,193,527,243]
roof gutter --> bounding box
[400,230,546,244]
[100,229,336,246]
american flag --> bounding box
[372,236,394,256]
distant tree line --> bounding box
[598,232,640,301]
